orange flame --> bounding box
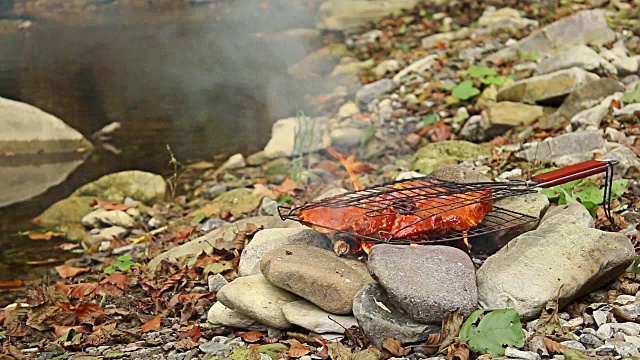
[326,145,364,191]
[462,230,471,251]
[360,241,373,254]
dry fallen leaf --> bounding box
[276,177,302,196]
[382,337,409,356]
[327,342,353,360]
[101,272,129,289]
[55,265,91,279]
[0,280,23,288]
[238,330,265,343]
[55,282,97,299]
[287,339,312,358]
[439,308,463,353]
[447,340,469,360]
[28,231,65,241]
[141,315,162,333]
[52,324,91,338]
[543,336,568,355]
[90,199,133,211]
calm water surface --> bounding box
[0,3,330,285]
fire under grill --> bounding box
[278,159,619,251]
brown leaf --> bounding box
[26,285,51,306]
[288,340,312,358]
[382,337,409,356]
[52,324,91,338]
[536,300,562,335]
[327,342,352,360]
[101,273,129,289]
[154,268,187,297]
[141,315,161,333]
[422,332,443,355]
[276,177,302,196]
[55,282,97,299]
[75,303,105,325]
[238,330,265,343]
[178,325,202,342]
[28,231,65,241]
[543,336,569,355]
[439,309,463,352]
[446,340,469,360]
[174,338,199,351]
[90,199,133,211]
[612,305,636,322]
[175,226,196,241]
[178,293,212,303]
[55,265,91,279]
[0,280,23,288]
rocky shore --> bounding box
[2,1,640,360]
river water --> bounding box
[0,2,329,283]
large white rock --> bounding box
[477,220,635,320]
[263,116,330,159]
[0,97,92,155]
[238,228,331,276]
[207,302,265,330]
[216,274,301,329]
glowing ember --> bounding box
[326,145,364,191]
[462,230,471,250]
[360,241,373,254]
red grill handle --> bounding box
[530,160,610,188]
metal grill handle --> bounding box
[529,159,616,188]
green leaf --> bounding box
[451,80,481,100]
[459,309,524,356]
[440,82,456,91]
[611,179,629,199]
[399,24,407,34]
[230,348,261,360]
[191,213,206,225]
[481,76,508,86]
[256,343,289,360]
[468,65,497,78]
[558,187,578,205]
[0,329,5,340]
[277,194,295,204]
[539,188,559,201]
[203,261,235,278]
[360,127,377,147]
[574,180,604,205]
[422,113,441,126]
[533,167,559,175]
[582,201,598,217]
[104,265,117,275]
[622,84,640,103]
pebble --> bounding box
[82,209,135,228]
[610,322,640,336]
[596,323,613,340]
[579,333,604,348]
[592,310,608,327]
[614,341,640,357]
[208,274,229,294]
[560,340,586,351]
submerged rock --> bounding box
[72,170,166,204]
[216,274,301,329]
[0,96,93,155]
[353,283,441,349]
[260,245,373,314]
[368,245,477,324]
[238,228,331,276]
[477,220,635,320]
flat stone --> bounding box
[238,228,331,276]
[422,28,472,49]
[579,333,604,348]
[478,7,522,27]
[353,283,441,349]
[461,102,544,142]
[34,196,96,227]
[393,55,437,83]
[557,78,625,120]
[515,130,606,165]
[535,45,615,76]
[614,342,640,357]
[82,209,135,228]
[354,79,397,111]
[149,216,301,270]
[190,188,272,219]
[570,93,623,131]
[207,302,265,330]
[598,146,640,177]
[263,116,330,159]
[485,10,615,62]
[72,170,166,204]
[596,323,613,340]
[91,226,127,242]
[372,60,401,78]
[260,245,373,314]
[430,165,491,183]
[477,220,635,320]
[368,245,477,324]
[504,348,541,360]
[282,300,357,334]
[258,197,279,216]
[541,203,595,228]
[0,96,93,155]
[498,67,599,105]
[412,140,491,174]
[216,274,300,329]
[218,153,246,171]
[246,151,268,166]
[318,0,426,30]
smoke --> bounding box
[5,1,328,166]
